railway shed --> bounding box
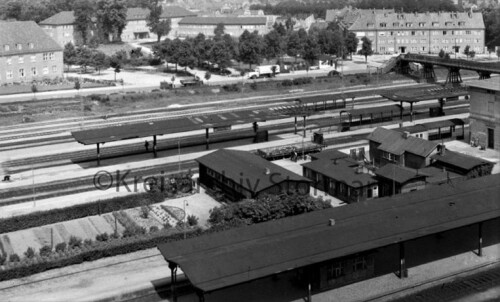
[381,86,469,122]
[396,118,467,141]
[158,175,500,302]
[71,109,284,166]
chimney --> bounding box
[329,219,336,226]
[439,144,446,155]
[265,168,270,175]
[403,131,410,139]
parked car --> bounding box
[327,70,341,77]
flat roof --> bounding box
[310,149,349,161]
[396,118,467,134]
[196,149,311,193]
[431,149,494,171]
[381,86,469,103]
[158,174,500,293]
[466,78,500,91]
[72,109,283,145]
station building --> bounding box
[158,175,500,302]
[0,21,63,85]
[328,8,485,54]
[467,78,500,151]
[196,149,311,201]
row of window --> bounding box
[372,30,481,37]
[376,20,467,28]
[3,43,35,52]
[377,38,481,45]
[326,256,368,280]
[3,66,58,80]
[4,53,55,65]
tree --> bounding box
[238,30,264,69]
[357,36,373,62]
[75,46,94,73]
[63,42,77,71]
[74,0,94,45]
[285,16,295,31]
[147,0,171,42]
[204,71,211,82]
[438,49,446,58]
[463,45,471,58]
[24,247,35,259]
[74,79,81,94]
[91,50,109,74]
[286,31,304,62]
[109,56,122,81]
[263,29,285,60]
[209,41,233,71]
[95,0,127,42]
[31,83,38,100]
[176,40,196,71]
[301,35,321,64]
[214,23,225,38]
[345,32,359,59]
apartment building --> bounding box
[0,21,63,84]
[177,17,268,38]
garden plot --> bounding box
[125,207,164,231]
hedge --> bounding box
[0,227,205,282]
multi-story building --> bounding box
[331,9,485,54]
[0,21,63,85]
[467,78,500,150]
[177,17,269,38]
[40,6,196,45]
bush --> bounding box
[0,254,6,265]
[96,233,109,242]
[281,79,294,86]
[39,246,52,258]
[292,77,312,85]
[24,247,35,259]
[149,226,159,233]
[68,236,82,249]
[84,239,93,246]
[55,242,66,253]
[187,215,199,227]
[164,222,172,229]
[249,82,258,90]
[140,206,150,219]
[9,253,20,263]
[222,84,240,92]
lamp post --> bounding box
[183,200,188,239]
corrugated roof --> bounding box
[158,174,500,293]
[196,149,311,193]
[0,21,62,57]
[302,158,377,188]
[179,17,267,25]
[368,127,439,157]
[72,109,283,145]
[39,11,75,25]
[349,11,484,31]
[375,163,428,184]
[431,150,494,171]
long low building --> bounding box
[176,17,269,38]
[158,174,500,301]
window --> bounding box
[31,67,37,76]
[367,23,374,28]
[443,31,447,35]
[353,257,368,272]
[458,21,465,26]
[6,70,13,79]
[466,30,471,35]
[327,262,345,280]
[28,42,34,49]
[419,22,425,27]
[30,55,36,62]
[411,31,415,36]
[3,45,9,51]
[7,58,12,65]
[52,65,58,73]
[16,43,22,50]
[393,22,399,27]
[380,23,387,27]
[18,68,25,78]
[445,22,452,26]
[43,66,49,74]
[43,53,49,61]
[18,56,24,64]
[406,22,412,27]
[380,46,386,52]
[49,53,55,60]
[432,22,439,27]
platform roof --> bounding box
[343,105,401,117]
[72,109,284,145]
[158,175,500,293]
[381,86,469,103]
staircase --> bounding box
[380,55,403,74]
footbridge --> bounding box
[393,54,500,84]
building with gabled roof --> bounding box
[431,148,494,178]
[375,163,428,196]
[330,8,485,54]
[197,149,310,201]
[368,127,439,169]
[0,21,63,84]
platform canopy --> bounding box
[381,86,469,103]
[158,175,500,293]
[72,109,284,145]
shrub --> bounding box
[149,226,159,233]
[68,236,82,249]
[222,84,240,92]
[83,239,93,246]
[140,206,150,219]
[55,242,66,253]
[24,247,35,259]
[39,246,52,257]
[0,254,6,265]
[187,215,199,227]
[9,253,20,262]
[249,82,258,90]
[281,79,294,86]
[96,233,109,242]
[164,222,172,229]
